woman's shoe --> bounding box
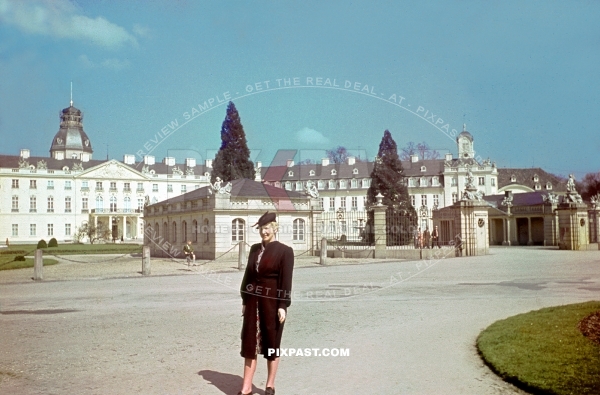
[237,391,252,395]
[265,387,275,395]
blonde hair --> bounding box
[260,221,279,232]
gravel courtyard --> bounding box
[1,247,599,394]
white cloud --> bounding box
[0,0,138,49]
[132,23,150,38]
[78,54,130,70]
[295,127,329,144]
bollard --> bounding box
[238,242,246,270]
[33,249,43,281]
[142,245,151,275]
[320,237,327,265]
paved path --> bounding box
[0,247,599,394]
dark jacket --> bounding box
[240,240,294,360]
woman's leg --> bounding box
[241,357,257,393]
[265,357,280,388]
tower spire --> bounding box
[70,81,73,107]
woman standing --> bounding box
[239,212,294,395]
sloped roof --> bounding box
[483,191,550,209]
[497,168,566,192]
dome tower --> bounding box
[49,98,93,161]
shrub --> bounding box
[37,239,48,249]
[48,238,58,247]
[14,255,26,261]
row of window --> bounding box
[10,196,151,213]
[151,218,306,244]
[320,196,366,211]
[287,168,362,178]
[11,223,71,237]
[9,180,200,193]
[448,177,497,187]
[409,195,441,207]
[281,179,371,191]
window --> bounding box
[181,185,187,193]
[65,224,71,236]
[535,183,541,190]
[328,180,336,189]
[138,198,144,211]
[296,181,303,191]
[137,182,144,192]
[362,179,370,188]
[47,224,54,236]
[329,197,335,212]
[82,197,88,211]
[353,168,359,175]
[331,169,337,176]
[96,181,103,190]
[410,195,415,207]
[319,197,324,209]
[12,224,18,236]
[510,175,516,182]
[12,196,19,212]
[340,197,347,210]
[491,178,496,187]
[30,224,36,236]
[533,174,539,182]
[232,219,245,242]
[65,197,72,213]
[478,177,485,186]
[352,220,358,234]
[11,179,19,188]
[285,182,292,190]
[167,184,173,192]
[351,179,358,188]
[341,221,347,233]
[433,195,439,207]
[47,180,54,189]
[546,182,552,190]
[65,180,72,190]
[29,196,37,212]
[163,222,168,240]
[420,177,427,187]
[47,196,54,213]
[351,196,358,211]
[309,170,315,176]
[110,196,117,212]
[420,166,426,172]
[123,182,131,192]
[293,219,305,241]
[451,177,457,186]
[124,197,131,211]
[172,221,177,243]
[432,177,439,186]
[317,180,325,190]
[452,192,458,203]
[204,219,210,243]
[182,221,187,242]
[81,181,89,190]
[408,178,416,187]
[30,180,37,189]
[96,196,104,210]
[329,221,335,233]
[194,184,200,189]
[110,182,117,191]
[363,196,367,207]
[153,184,158,192]
[192,220,198,242]
[339,180,347,189]
[421,195,427,207]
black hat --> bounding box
[253,211,276,227]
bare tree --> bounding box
[400,141,439,160]
[326,146,349,164]
[76,222,111,244]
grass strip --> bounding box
[0,258,59,271]
[477,301,600,395]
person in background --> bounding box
[431,225,441,248]
[183,240,195,265]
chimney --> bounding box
[286,160,294,167]
[256,161,262,168]
[321,158,330,167]
[163,157,175,166]
[20,149,30,159]
[445,153,452,161]
[347,156,355,165]
[144,155,155,165]
[205,159,213,168]
[410,154,419,163]
[123,154,135,165]
[185,158,196,167]
[81,153,90,162]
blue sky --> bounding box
[1,0,599,177]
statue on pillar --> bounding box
[564,174,583,203]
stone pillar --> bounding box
[557,202,589,250]
[527,217,533,245]
[320,237,327,265]
[122,215,126,239]
[33,249,43,281]
[238,241,246,270]
[456,200,489,256]
[142,245,151,275]
[373,205,387,259]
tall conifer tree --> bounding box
[211,102,254,183]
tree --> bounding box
[400,141,440,160]
[211,102,254,183]
[76,222,111,244]
[577,172,600,201]
[325,146,349,164]
[364,130,416,245]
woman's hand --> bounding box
[278,308,286,323]
[242,305,245,316]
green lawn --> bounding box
[477,301,600,395]
[0,243,142,270]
